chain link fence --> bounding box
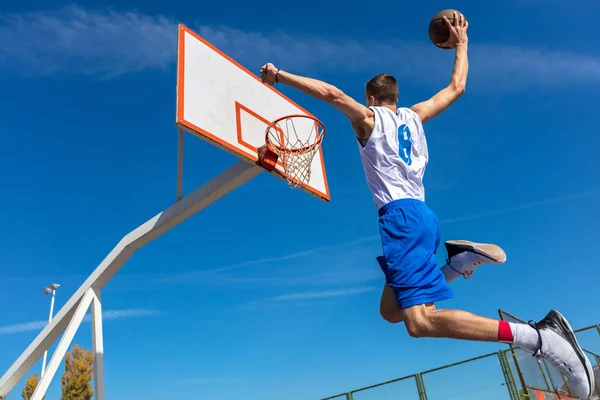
[322,310,600,400]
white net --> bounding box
[266,115,325,189]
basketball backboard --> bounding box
[175,24,330,202]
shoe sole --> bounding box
[445,240,507,263]
[550,310,595,398]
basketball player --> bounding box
[260,11,595,399]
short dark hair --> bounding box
[365,73,398,105]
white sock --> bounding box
[441,263,462,283]
[510,322,541,352]
[441,251,479,283]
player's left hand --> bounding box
[260,63,278,86]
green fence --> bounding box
[322,310,600,400]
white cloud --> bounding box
[98,308,162,320]
[269,286,378,301]
[226,286,379,312]
[441,190,600,224]
[0,321,48,335]
[1,5,599,89]
[179,377,237,384]
[0,5,175,77]
[161,236,376,283]
[0,308,161,335]
[216,269,381,287]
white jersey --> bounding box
[357,106,428,209]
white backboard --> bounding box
[175,24,330,202]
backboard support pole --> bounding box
[0,160,263,399]
[31,289,95,400]
[177,128,184,201]
[91,288,105,400]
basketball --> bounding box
[428,9,463,49]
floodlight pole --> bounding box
[41,283,60,378]
[0,160,263,399]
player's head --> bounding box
[365,73,398,107]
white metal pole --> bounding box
[41,288,56,377]
[31,289,94,400]
[177,128,184,202]
[91,288,105,400]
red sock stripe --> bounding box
[498,321,514,343]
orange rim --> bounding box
[265,114,326,154]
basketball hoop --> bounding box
[257,114,326,189]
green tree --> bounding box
[21,374,44,400]
[60,345,93,400]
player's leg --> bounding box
[402,303,512,341]
[400,304,595,399]
[379,282,403,323]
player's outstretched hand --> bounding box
[260,63,278,86]
[438,11,468,49]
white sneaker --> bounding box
[444,240,507,279]
[529,310,595,399]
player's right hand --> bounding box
[438,11,468,49]
[260,63,278,86]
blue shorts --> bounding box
[376,198,453,309]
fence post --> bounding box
[415,374,428,400]
[345,393,353,400]
[507,347,530,399]
[498,350,520,400]
[538,359,555,392]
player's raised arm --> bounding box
[260,63,374,127]
[411,12,469,124]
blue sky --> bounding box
[1,0,600,399]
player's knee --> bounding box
[404,310,433,338]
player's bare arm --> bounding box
[260,64,374,138]
[411,12,469,123]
